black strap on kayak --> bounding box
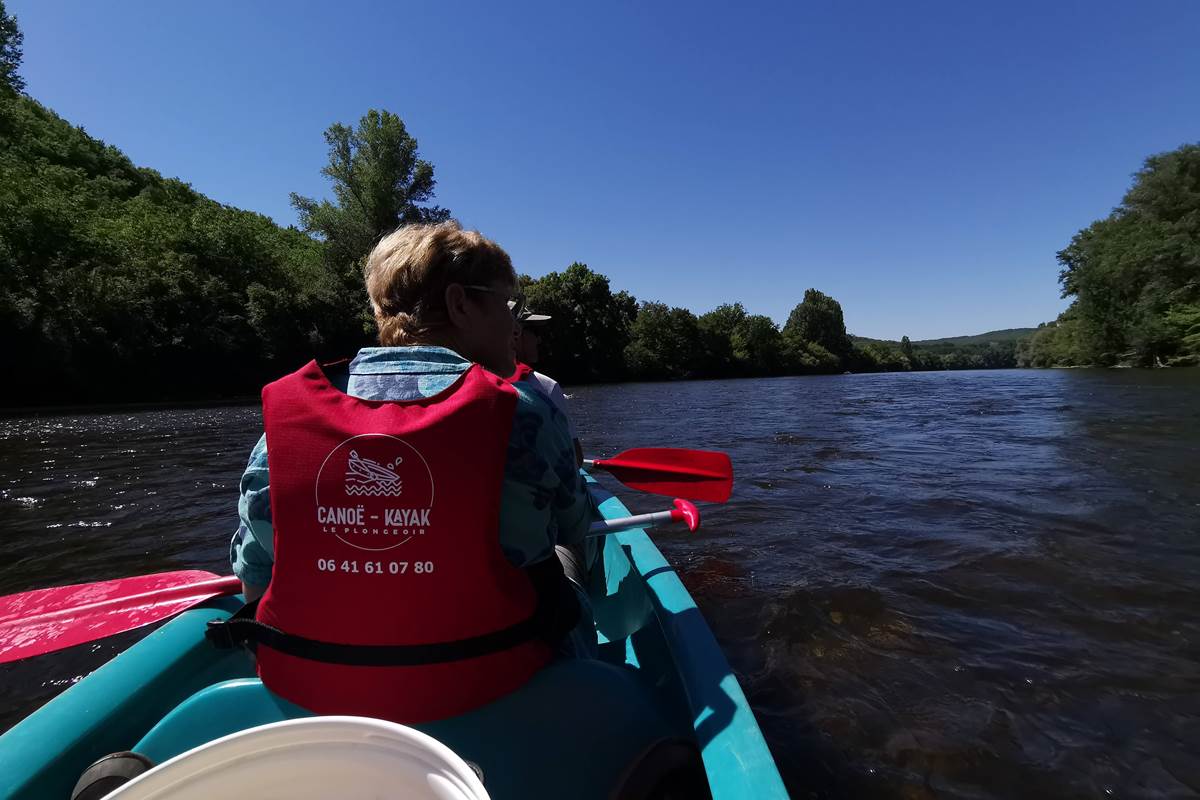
[205,559,580,666]
[205,602,547,666]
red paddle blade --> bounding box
[593,447,734,503]
[0,570,241,664]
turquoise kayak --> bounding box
[0,479,787,799]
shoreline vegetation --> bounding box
[0,362,1171,419]
[0,6,1195,407]
[1020,143,1200,370]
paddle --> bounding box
[0,571,241,665]
[586,498,700,536]
[583,496,700,534]
[0,502,700,664]
[585,447,733,503]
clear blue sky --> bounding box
[11,1,1200,339]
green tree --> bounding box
[787,339,842,373]
[852,342,901,372]
[1050,142,1200,366]
[521,263,638,383]
[696,303,746,376]
[290,109,450,353]
[0,1,23,94]
[732,314,785,375]
[693,303,786,377]
[782,288,852,362]
[291,110,449,260]
[625,302,704,380]
[0,80,331,402]
[1023,315,1086,367]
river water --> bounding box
[1,369,1198,799]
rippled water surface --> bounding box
[2,370,1199,799]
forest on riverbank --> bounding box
[1020,144,1200,368]
[0,5,1024,403]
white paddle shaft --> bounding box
[586,509,678,537]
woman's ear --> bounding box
[444,283,470,329]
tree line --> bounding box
[521,273,1019,385]
[1020,143,1200,368]
[0,4,1018,405]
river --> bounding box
[2,369,1198,799]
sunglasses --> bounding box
[463,285,526,319]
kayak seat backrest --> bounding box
[135,677,308,763]
[135,659,702,800]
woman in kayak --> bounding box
[221,221,596,723]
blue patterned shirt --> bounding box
[229,346,594,589]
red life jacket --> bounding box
[253,360,552,723]
[505,362,534,384]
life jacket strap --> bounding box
[206,560,580,666]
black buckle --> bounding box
[205,618,237,649]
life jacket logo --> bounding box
[315,434,435,552]
[345,450,403,497]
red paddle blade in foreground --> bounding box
[589,447,734,503]
[0,570,241,664]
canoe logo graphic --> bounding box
[315,434,435,552]
[345,450,403,496]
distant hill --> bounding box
[852,328,1036,348]
[914,328,1037,346]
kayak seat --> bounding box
[135,659,705,800]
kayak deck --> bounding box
[0,480,785,799]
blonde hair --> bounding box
[363,221,517,346]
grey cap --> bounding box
[518,308,552,325]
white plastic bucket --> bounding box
[105,716,490,799]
